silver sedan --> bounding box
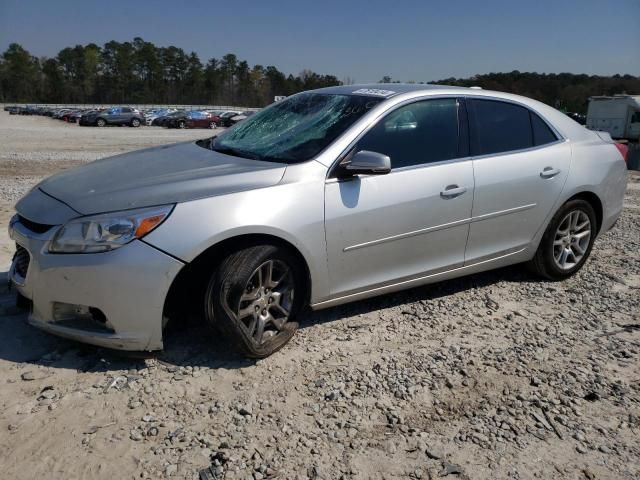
[9,84,627,357]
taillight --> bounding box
[614,143,629,164]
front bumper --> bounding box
[8,215,184,351]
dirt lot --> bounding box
[0,111,638,480]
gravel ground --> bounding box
[0,111,638,480]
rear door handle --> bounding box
[540,167,561,178]
[440,185,467,198]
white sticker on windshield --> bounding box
[351,88,396,97]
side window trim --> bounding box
[466,96,565,159]
[457,97,470,159]
[328,95,469,179]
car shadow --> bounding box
[299,263,543,328]
[0,264,542,373]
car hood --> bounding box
[27,141,287,218]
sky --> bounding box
[1,0,639,83]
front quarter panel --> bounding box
[143,160,331,302]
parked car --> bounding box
[79,107,144,127]
[61,109,86,123]
[145,108,176,126]
[185,111,218,129]
[53,109,74,119]
[228,111,256,125]
[152,110,186,127]
[9,85,627,358]
[18,106,38,115]
[165,111,192,129]
[214,110,242,127]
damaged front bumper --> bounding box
[8,215,184,351]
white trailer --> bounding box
[586,95,640,141]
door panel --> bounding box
[466,141,571,263]
[325,161,474,296]
[109,108,123,124]
[465,98,571,263]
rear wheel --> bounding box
[178,120,186,129]
[96,118,106,127]
[204,245,304,358]
[209,121,216,129]
[529,199,597,280]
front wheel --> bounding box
[131,118,141,127]
[529,199,597,280]
[209,121,217,129]
[178,120,186,129]
[204,245,304,358]
[96,118,106,127]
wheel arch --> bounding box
[162,233,312,325]
[565,190,603,234]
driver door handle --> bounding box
[440,185,467,199]
[540,167,561,178]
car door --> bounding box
[198,113,210,128]
[324,97,474,297]
[107,107,121,124]
[120,107,133,124]
[465,98,571,264]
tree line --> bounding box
[0,38,341,106]
[2,38,638,111]
[426,71,640,113]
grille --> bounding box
[13,244,30,278]
[18,215,54,234]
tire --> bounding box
[204,245,305,358]
[131,118,141,127]
[209,122,216,129]
[529,199,597,280]
[96,118,106,127]
[178,120,185,129]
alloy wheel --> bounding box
[234,259,294,345]
[552,210,591,270]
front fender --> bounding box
[144,163,331,302]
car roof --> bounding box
[312,83,470,97]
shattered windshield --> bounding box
[210,93,383,163]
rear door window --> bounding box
[357,98,462,169]
[530,111,558,146]
[470,99,533,155]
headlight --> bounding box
[49,205,173,253]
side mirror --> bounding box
[339,150,391,177]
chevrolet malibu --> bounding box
[9,85,627,357]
